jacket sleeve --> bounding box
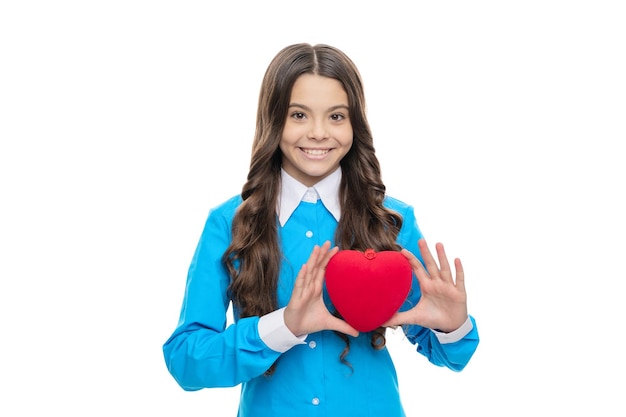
[162,201,282,390]
[395,201,480,372]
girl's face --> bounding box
[280,74,353,187]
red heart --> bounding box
[325,249,412,332]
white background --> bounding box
[1,1,625,415]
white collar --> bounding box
[278,168,342,226]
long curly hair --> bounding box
[223,43,403,373]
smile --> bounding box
[301,148,330,156]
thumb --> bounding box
[329,317,360,338]
[382,311,410,328]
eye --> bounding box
[330,113,346,121]
[290,111,306,120]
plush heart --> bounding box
[325,249,413,332]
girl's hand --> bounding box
[383,238,468,333]
[284,241,360,338]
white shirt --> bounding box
[277,167,342,226]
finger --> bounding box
[298,245,321,290]
[310,242,332,269]
[308,242,333,276]
[292,263,309,298]
[401,248,429,281]
[382,310,411,328]
[454,257,466,290]
[306,244,323,271]
[311,243,338,289]
[417,239,440,278]
[318,240,331,254]
[401,248,423,270]
[435,242,453,282]
[318,241,338,268]
[308,244,322,265]
[319,247,339,275]
[329,317,360,338]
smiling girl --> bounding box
[163,43,479,417]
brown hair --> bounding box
[223,43,403,372]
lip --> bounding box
[299,147,332,159]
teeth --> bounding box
[303,149,329,155]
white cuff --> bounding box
[258,307,307,353]
[432,316,473,344]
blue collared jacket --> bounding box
[163,194,479,416]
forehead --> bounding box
[290,74,348,105]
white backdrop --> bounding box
[1,1,625,415]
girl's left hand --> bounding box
[383,238,468,333]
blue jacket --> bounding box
[163,194,479,416]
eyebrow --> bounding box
[288,103,349,112]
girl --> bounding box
[163,43,479,416]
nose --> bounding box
[307,119,329,141]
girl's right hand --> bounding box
[284,241,360,338]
